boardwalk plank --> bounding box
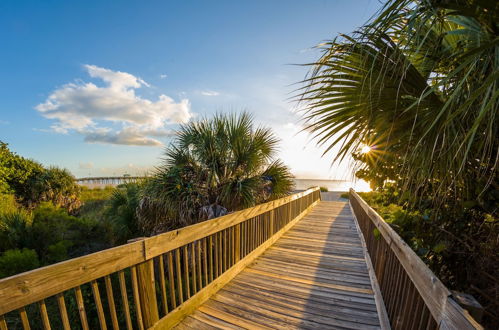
[190,311,245,329]
[175,201,382,329]
[219,284,381,326]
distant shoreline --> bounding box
[293,178,369,192]
[77,177,370,192]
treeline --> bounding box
[0,142,119,278]
[0,113,294,279]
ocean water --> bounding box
[293,178,370,192]
[79,177,371,192]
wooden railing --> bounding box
[349,189,482,330]
[0,187,321,329]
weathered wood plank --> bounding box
[209,289,380,329]
[174,315,221,330]
[189,311,243,329]
[225,280,380,320]
[243,268,374,295]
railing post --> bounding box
[136,259,159,328]
[269,209,275,235]
[127,237,160,328]
[235,224,241,262]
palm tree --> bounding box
[298,2,498,326]
[106,183,143,244]
[299,0,497,204]
[138,112,294,232]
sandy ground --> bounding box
[320,191,349,201]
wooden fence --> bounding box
[349,189,482,330]
[0,187,321,329]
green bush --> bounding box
[0,248,39,278]
[30,202,110,261]
[27,167,81,212]
[0,210,33,251]
[80,186,116,202]
[319,186,328,192]
[46,240,73,264]
[0,141,81,211]
[106,183,142,244]
[0,193,18,215]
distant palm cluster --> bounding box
[137,112,294,234]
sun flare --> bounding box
[360,145,372,154]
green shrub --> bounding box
[0,141,81,211]
[28,167,81,212]
[77,187,116,224]
[0,210,33,251]
[106,183,142,244]
[0,248,39,278]
[31,202,110,261]
[319,186,328,192]
[46,240,73,264]
[30,202,74,259]
[340,192,349,199]
[80,186,116,202]
[0,193,18,215]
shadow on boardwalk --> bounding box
[176,201,382,329]
[298,202,380,329]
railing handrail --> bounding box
[349,189,482,330]
[0,187,320,317]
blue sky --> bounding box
[0,0,381,179]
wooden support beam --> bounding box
[137,259,159,328]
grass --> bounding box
[80,186,115,202]
[77,187,116,221]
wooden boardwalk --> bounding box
[176,201,382,329]
[0,188,481,329]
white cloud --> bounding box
[201,90,220,96]
[159,74,167,79]
[83,127,169,146]
[35,64,192,146]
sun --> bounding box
[360,145,372,154]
